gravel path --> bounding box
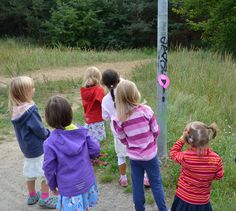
[0,140,157,211]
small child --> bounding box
[80,66,107,165]
[170,121,224,211]
[113,79,168,211]
[43,96,100,211]
[9,76,56,208]
[101,69,128,187]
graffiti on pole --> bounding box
[158,36,170,102]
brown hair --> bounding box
[45,96,72,129]
[115,80,141,121]
[8,76,34,112]
[183,121,217,154]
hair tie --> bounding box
[188,135,194,143]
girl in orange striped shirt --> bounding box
[170,121,224,211]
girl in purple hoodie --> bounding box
[43,96,100,211]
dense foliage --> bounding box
[172,0,236,56]
[0,0,235,55]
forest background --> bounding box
[0,0,235,56]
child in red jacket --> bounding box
[80,66,107,165]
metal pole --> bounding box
[157,0,168,158]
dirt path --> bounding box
[0,59,158,210]
[0,59,151,86]
[0,140,157,211]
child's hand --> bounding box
[52,189,58,196]
[180,130,189,143]
[179,135,185,143]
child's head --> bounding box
[183,121,217,151]
[83,66,101,87]
[102,69,120,90]
[45,96,72,129]
[116,79,141,121]
[102,69,120,107]
[9,76,35,110]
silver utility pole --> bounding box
[157,0,168,158]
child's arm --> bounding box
[169,138,185,164]
[113,120,128,146]
[87,135,100,159]
[215,158,224,180]
[27,110,50,139]
[150,114,160,139]
[43,143,57,192]
[101,105,110,120]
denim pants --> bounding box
[130,156,168,211]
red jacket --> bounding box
[80,85,105,124]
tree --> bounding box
[171,0,236,56]
[0,0,55,38]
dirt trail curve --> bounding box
[0,59,151,85]
[0,59,157,211]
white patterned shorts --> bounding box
[23,154,45,181]
[113,136,127,158]
[86,121,106,141]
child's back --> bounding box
[80,85,104,124]
[9,76,56,209]
[43,96,100,211]
[12,104,48,158]
[80,66,106,142]
[43,125,100,196]
[170,121,224,211]
[170,142,223,204]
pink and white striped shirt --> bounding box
[113,104,159,160]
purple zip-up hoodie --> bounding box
[43,126,100,197]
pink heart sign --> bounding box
[157,74,170,89]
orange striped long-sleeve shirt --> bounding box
[170,139,224,205]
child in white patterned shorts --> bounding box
[80,67,107,165]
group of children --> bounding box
[8,67,224,211]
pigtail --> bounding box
[208,123,217,139]
[110,85,116,108]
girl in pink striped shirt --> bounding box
[113,79,168,211]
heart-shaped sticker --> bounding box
[157,74,170,89]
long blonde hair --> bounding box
[83,66,101,87]
[183,121,217,155]
[8,76,34,112]
[115,79,141,121]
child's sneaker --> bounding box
[119,177,128,187]
[92,157,108,166]
[144,175,150,187]
[38,196,57,209]
[27,192,40,205]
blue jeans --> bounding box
[130,156,168,211]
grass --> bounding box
[0,39,235,210]
[0,38,155,76]
[132,49,236,210]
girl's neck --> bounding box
[85,84,97,88]
[190,146,210,155]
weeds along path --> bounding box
[0,59,151,86]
